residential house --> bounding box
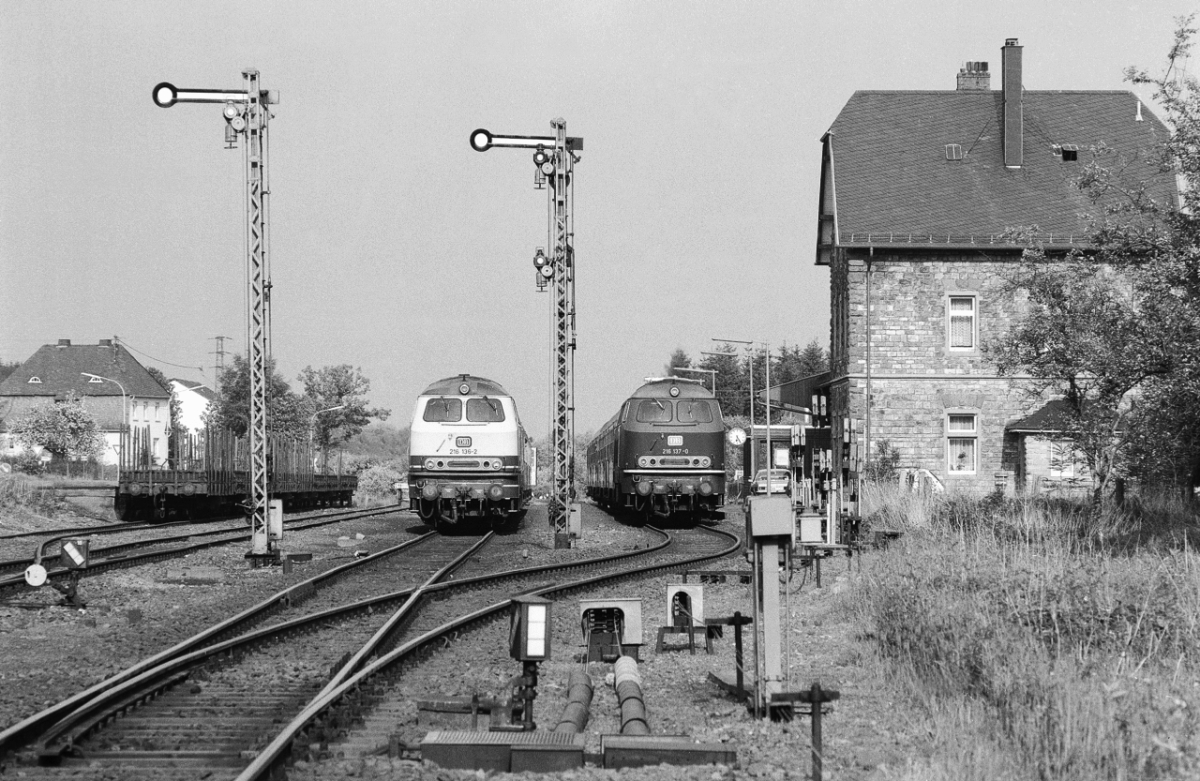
[0,339,172,467]
[813,39,1177,493]
[169,379,215,434]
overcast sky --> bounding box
[1,0,1191,438]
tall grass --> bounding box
[848,485,1200,779]
[0,472,56,514]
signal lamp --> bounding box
[539,160,556,176]
[532,147,550,166]
[509,594,552,661]
[669,386,680,397]
[533,248,549,270]
[222,102,241,120]
[459,382,471,394]
[538,263,555,279]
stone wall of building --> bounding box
[828,247,1062,493]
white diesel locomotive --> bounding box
[408,374,535,529]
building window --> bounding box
[1049,440,1083,479]
[154,404,161,421]
[947,413,977,474]
[948,295,977,350]
[28,376,41,384]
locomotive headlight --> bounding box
[493,460,503,470]
[669,386,680,397]
[425,458,437,470]
[637,456,649,468]
[700,457,711,468]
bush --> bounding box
[354,462,405,507]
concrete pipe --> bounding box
[614,655,650,735]
[554,670,594,734]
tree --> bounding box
[700,346,746,416]
[298,365,391,461]
[207,354,307,439]
[663,348,691,378]
[989,17,1200,501]
[12,391,104,475]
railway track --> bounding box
[0,521,741,779]
[0,506,402,597]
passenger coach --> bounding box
[586,377,726,523]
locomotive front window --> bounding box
[636,399,672,423]
[676,400,713,423]
[467,397,506,422]
[423,397,462,422]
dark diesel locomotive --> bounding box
[115,428,356,521]
[407,374,535,530]
[586,377,726,523]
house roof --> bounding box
[0,341,170,399]
[822,89,1176,252]
[170,378,217,402]
[1006,399,1075,433]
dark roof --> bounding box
[824,90,1176,250]
[1006,399,1075,433]
[0,341,170,399]
[420,374,511,397]
[170,378,218,401]
[765,371,833,411]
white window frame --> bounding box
[1048,439,1083,479]
[947,293,978,352]
[946,411,978,475]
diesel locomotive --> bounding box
[407,374,534,529]
[585,377,726,523]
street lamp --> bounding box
[310,404,346,471]
[713,339,773,494]
[674,367,717,394]
[81,373,127,474]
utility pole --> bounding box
[210,335,231,390]
[154,72,280,562]
[471,122,583,548]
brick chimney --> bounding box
[57,339,71,347]
[1002,38,1023,168]
[98,339,113,346]
[956,61,990,91]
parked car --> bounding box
[751,469,791,495]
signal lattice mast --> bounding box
[471,120,583,548]
[153,71,280,562]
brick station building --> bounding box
[812,39,1177,494]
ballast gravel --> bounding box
[0,501,931,780]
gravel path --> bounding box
[0,501,932,780]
